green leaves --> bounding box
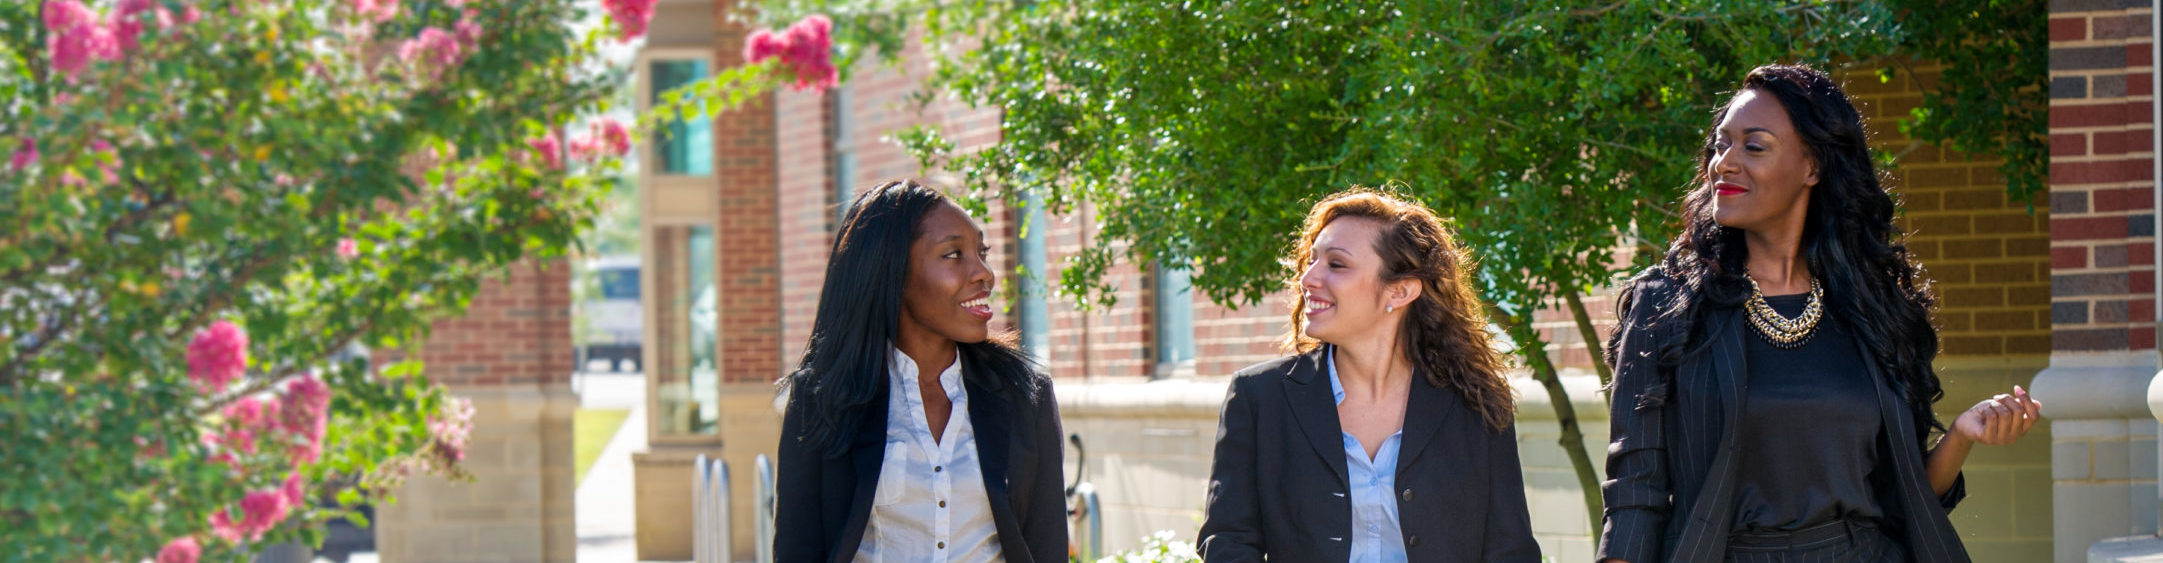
[0,0,629,559]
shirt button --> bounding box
[937,542,946,549]
[1400,488,1413,501]
[935,465,943,472]
[939,500,947,508]
[1407,535,1420,547]
[1367,523,1378,531]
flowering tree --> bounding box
[0,0,660,559]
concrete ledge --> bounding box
[1053,377,1230,418]
[2033,363,2157,420]
[2091,535,2163,563]
[1510,371,1608,422]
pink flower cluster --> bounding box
[10,139,36,172]
[398,9,483,78]
[336,237,360,259]
[155,536,200,563]
[528,130,562,170]
[44,0,178,77]
[209,488,291,543]
[567,118,631,162]
[191,374,332,547]
[186,320,248,391]
[352,0,400,23]
[428,397,476,464]
[744,15,836,91]
[601,0,657,43]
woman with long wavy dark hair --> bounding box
[1598,65,2042,563]
[773,180,1066,562]
[1198,188,1540,562]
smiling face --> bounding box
[897,202,996,349]
[1297,216,1412,345]
[1707,88,1819,234]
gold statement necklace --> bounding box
[1743,273,1825,349]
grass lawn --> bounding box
[574,408,632,487]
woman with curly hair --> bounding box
[1598,65,2042,563]
[1198,188,1540,562]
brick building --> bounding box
[574,2,2099,562]
[2040,2,2163,562]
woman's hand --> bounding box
[1950,385,2043,447]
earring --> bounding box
[1385,304,1394,313]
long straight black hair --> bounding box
[1625,64,1946,442]
[781,179,1040,458]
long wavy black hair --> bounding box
[1621,64,1945,441]
[780,179,1040,458]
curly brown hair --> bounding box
[1282,187,1516,432]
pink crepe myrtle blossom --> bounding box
[741,15,836,91]
[187,320,248,391]
[527,131,561,170]
[398,27,463,73]
[155,536,200,563]
[280,374,331,463]
[281,473,308,506]
[10,139,36,171]
[592,118,631,157]
[353,0,399,23]
[46,0,120,77]
[336,238,359,259]
[207,510,241,543]
[601,0,655,42]
[427,397,475,464]
[222,489,290,541]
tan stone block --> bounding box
[633,445,717,561]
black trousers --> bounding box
[1724,520,1908,563]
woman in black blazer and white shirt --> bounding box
[1598,65,2042,563]
[773,180,1066,562]
[1199,188,1540,562]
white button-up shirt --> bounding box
[852,347,1004,563]
[1330,348,1409,563]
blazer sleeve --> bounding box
[1021,379,1071,563]
[773,393,831,562]
[1596,276,1674,563]
[1197,375,1266,562]
[1483,422,1544,563]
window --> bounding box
[653,224,717,435]
[1153,260,1196,378]
[830,84,857,225]
[650,59,712,176]
[1017,191,1050,361]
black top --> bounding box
[1732,293,1885,532]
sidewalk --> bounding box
[574,370,657,563]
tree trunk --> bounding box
[1564,288,1613,405]
[1496,309,1604,536]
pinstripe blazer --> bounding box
[1596,269,1970,563]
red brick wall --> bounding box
[776,87,830,372]
[418,258,576,386]
[2049,4,2157,353]
[714,0,783,384]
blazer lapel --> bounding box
[964,372,1023,549]
[1855,339,1971,563]
[1282,347,1350,488]
[1672,307,1750,563]
[1394,371,1453,475]
[836,389,890,561]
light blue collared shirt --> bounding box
[1328,349,1409,563]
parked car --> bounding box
[580,256,642,373]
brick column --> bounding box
[2035,2,2163,562]
[374,258,580,562]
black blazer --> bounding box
[1598,268,1970,563]
[1198,347,1542,563]
[772,363,1067,563]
